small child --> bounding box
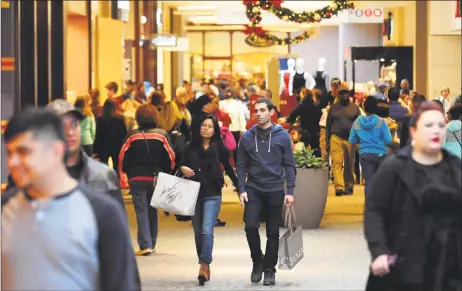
[290,127,309,152]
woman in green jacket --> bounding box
[75,96,96,156]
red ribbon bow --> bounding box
[244,25,265,35]
[268,0,283,8]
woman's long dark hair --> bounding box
[102,99,117,119]
[190,113,224,149]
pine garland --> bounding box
[242,0,355,46]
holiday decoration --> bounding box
[244,30,313,47]
[242,0,354,47]
[244,0,355,25]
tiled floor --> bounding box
[125,185,370,290]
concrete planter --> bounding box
[284,168,329,229]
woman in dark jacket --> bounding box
[287,88,322,156]
[93,99,127,173]
[364,102,462,291]
[400,94,427,148]
[119,104,175,256]
[180,114,237,286]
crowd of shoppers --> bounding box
[2,74,461,290]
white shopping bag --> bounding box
[150,172,200,216]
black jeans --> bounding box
[99,150,120,174]
[244,187,284,272]
[231,131,241,165]
[359,153,386,198]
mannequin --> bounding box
[313,57,330,96]
[279,58,297,117]
[293,58,316,103]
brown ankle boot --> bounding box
[198,263,209,285]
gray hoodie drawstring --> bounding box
[255,134,259,152]
[255,131,272,152]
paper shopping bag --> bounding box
[150,172,200,216]
[278,205,304,270]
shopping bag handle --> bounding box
[284,205,298,234]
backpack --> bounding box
[220,126,236,151]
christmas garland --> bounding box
[242,0,355,46]
[244,25,313,46]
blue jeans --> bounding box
[129,180,158,250]
[192,196,222,265]
[359,153,386,198]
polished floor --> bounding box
[125,184,369,290]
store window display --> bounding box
[293,58,316,95]
[279,58,297,117]
[313,58,330,97]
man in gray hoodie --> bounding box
[237,98,296,286]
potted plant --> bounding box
[287,147,329,229]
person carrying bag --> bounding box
[278,205,304,271]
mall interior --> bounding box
[2,0,460,180]
[1,1,462,289]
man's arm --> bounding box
[236,136,249,194]
[106,169,126,210]
[348,122,359,145]
[92,195,141,291]
[325,110,333,150]
[283,133,297,195]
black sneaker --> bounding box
[335,189,344,196]
[215,219,226,227]
[251,259,264,283]
[344,187,354,195]
[263,270,275,286]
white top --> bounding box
[219,99,247,132]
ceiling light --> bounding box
[380,58,385,62]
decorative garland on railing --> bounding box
[242,0,355,47]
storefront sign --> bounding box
[151,34,177,47]
[347,7,384,23]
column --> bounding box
[414,1,428,96]
[18,0,35,107]
[15,0,66,107]
[142,0,157,85]
[1,0,17,184]
[50,0,66,100]
[36,0,49,105]
[171,12,183,91]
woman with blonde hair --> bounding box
[175,87,192,126]
[158,101,191,169]
[74,95,96,156]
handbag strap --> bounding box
[284,205,298,233]
[452,132,462,147]
[142,129,180,177]
[140,130,153,160]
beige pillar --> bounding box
[266,56,280,110]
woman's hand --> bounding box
[181,166,195,177]
[371,254,390,277]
